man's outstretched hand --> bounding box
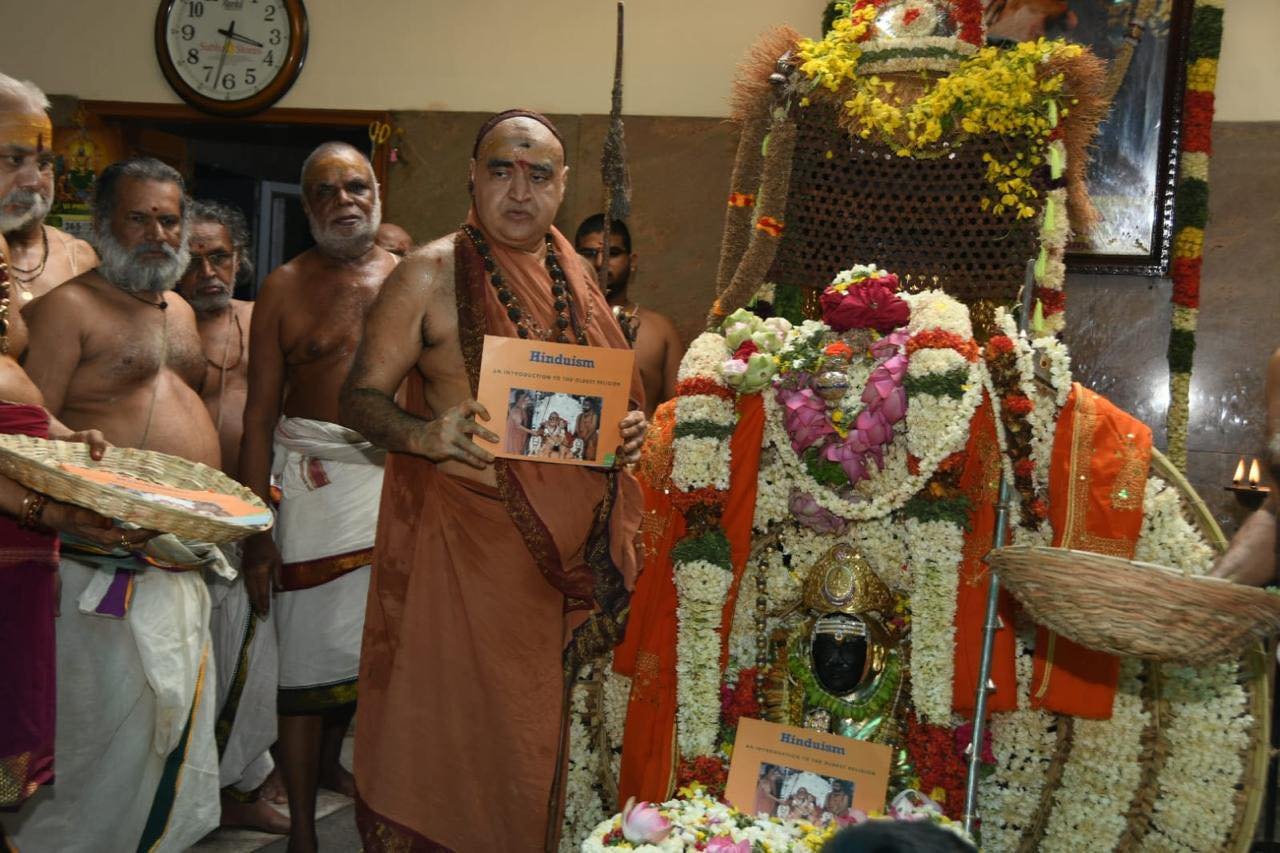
[414,399,498,469]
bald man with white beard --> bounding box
[238,141,396,853]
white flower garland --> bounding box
[1039,657,1147,851]
[904,518,965,722]
[561,662,613,853]
[978,625,1057,852]
[674,559,734,758]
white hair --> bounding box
[0,72,50,115]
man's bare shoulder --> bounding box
[259,248,321,291]
[50,226,98,266]
[637,305,681,338]
[232,297,254,320]
[23,270,108,320]
[397,235,456,297]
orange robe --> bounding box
[354,222,643,852]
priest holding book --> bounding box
[339,109,647,852]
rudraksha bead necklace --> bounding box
[462,224,588,345]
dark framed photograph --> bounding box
[984,0,1193,274]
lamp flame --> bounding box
[1233,458,1246,484]
[1249,458,1261,487]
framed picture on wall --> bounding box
[984,0,1193,275]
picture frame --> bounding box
[984,0,1194,275]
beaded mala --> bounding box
[0,247,9,355]
[461,224,589,345]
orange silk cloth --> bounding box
[951,398,1020,715]
[615,393,765,806]
[1029,384,1150,718]
[354,220,643,852]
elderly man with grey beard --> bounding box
[238,141,396,853]
[175,199,291,835]
[0,72,96,301]
[10,157,229,852]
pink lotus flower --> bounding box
[778,387,835,453]
[621,798,673,844]
[705,837,752,853]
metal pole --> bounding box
[962,260,1037,835]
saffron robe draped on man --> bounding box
[272,417,384,713]
[208,545,278,794]
[11,536,231,852]
[354,217,644,852]
[0,404,59,811]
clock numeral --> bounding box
[264,50,275,66]
[186,48,199,64]
[186,1,205,18]
[222,73,237,91]
[181,24,195,40]
[264,4,276,21]
[245,67,257,86]
[269,28,281,45]
[203,65,214,84]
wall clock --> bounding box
[155,0,309,117]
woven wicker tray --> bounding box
[0,434,272,544]
[987,544,1280,664]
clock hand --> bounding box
[216,27,264,48]
[211,20,234,89]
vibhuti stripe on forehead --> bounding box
[0,111,53,152]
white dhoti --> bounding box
[272,417,383,714]
[10,539,230,853]
[209,543,277,794]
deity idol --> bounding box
[564,2,1268,852]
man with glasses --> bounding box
[176,199,289,836]
[574,214,682,415]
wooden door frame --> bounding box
[77,100,393,201]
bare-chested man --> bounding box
[0,74,96,302]
[340,110,647,851]
[239,141,395,853]
[575,214,683,415]
[176,198,289,835]
[10,157,227,852]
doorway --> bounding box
[50,100,391,298]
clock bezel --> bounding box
[154,0,309,118]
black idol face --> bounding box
[811,616,871,696]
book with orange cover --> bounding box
[475,335,636,468]
[724,718,892,826]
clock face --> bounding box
[157,0,307,115]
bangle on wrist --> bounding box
[19,491,48,530]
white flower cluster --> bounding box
[1142,660,1250,851]
[752,451,792,531]
[830,263,889,287]
[561,663,613,853]
[904,289,973,338]
[1039,658,1148,852]
[678,333,731,382]
[1133,476,1215,574]
[978,633,1057,851]
[905,517,965,722]
[674,559,734,758]
[580,792,830,853]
